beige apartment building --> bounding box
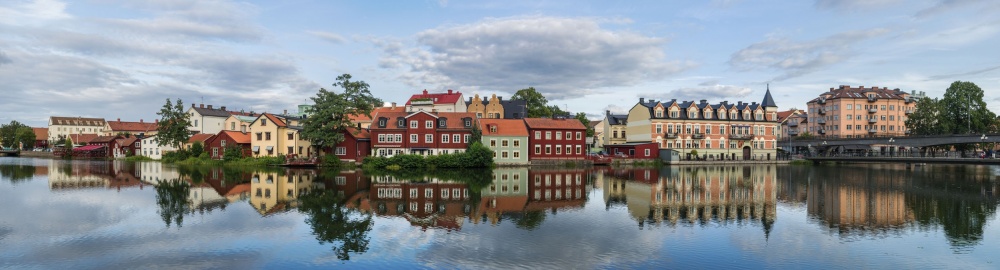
[805,85,918,138]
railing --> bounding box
[905,109,913,115]
[818,108,826,115]
[788,121,798,127]
[818,98,826,104]
[665,132,678,139]
[817,119,826,125]
[729,134,754,140]
[692,133,705,139]
[868,129,877,133]
[868,118,878,123]
[868,108,877,113]
[868,97,878,103]
[788,130,799,136]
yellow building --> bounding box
[467,94,505,119]
[249,113,312,157]
[805,85,918,138]
[224,114,256,133]
[249,169,315,215]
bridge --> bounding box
[0,149,20,157]
[805,156,1000,165]
[784,134,999,150]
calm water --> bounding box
[1,157,999,269]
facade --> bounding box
[525,169,588,211]
[523,118,587,161]
[32,127,49,149]
[364,175,472,230]
[139,136,177,160]
[185,133,215,151]
[625,89,780,161]
[369,111,477,157]
[88,135,122,159]
[117,137,139,158]
[47,116,106,142]
[248,113,312,157]
[206,130,252,160]
[186,104,235,134]
[479,119,530,165]
[348,104,406,129]
[224,114,256,133]
[250,169,315,216]
[474,168,529,225]
[604,142,660,159]
[102,118,158,137]
[404,89,467,113]
[465,94,528,119]
[602,110,628,147]
[589,120,603,150]
[326,127,371,163]
[805,85,916,138]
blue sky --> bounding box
[2,0,999,127]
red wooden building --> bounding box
[117,136,140,158]
[526,169,588,211]
[604,142,660,159]
[88,135,122,159]
[523,118,587,161]
[369,111,477,157]
[206,130,252,160]
[32,128,48,149]
[324,127,371,163]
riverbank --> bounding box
[18,151,54,159]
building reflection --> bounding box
[602,165,777,231]
[361,173,473,230]
[249,168,316,216]
[47,160,148,191]
[806,166,913,231]
[473,168,528,225]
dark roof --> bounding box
[632,96,772,122]
[807,85,909,103]
[192,106,232,118]
[50,116,106,126]
[465,97,529,119]
[761,86,777,107]
[606,114,628,125]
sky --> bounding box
[2,0,999,128]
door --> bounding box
[742,146,751,160]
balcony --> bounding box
[788,130,799,136]
[817,119,826,125]
[692,133,705,139]
[665,132,678,139]
[867,96,878,103]
[818,98,827,104]
[787,121,798,127]
[818,129,826,134]
[868,108,878,114]
[729,134,754,140]
[905,97,915,104]
[868,129,877,133]
[905,109,913,115]
[818,108,826,115]
[868,118,878,123]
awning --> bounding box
[252,146,260,152]
[265,146,273,151]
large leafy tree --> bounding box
[156,98,192,149]
[302,74,382,153]
[15,127,35,149]
[575,112,594,137]
[511,87,553,118]
[939,81,996,135]
[905,97,947,135]
[0,121,31,149]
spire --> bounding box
[761,84,777,108]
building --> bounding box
[88,135,123,159]
[68,134,98,147]
[206,130,252,160]
[805,85,916,138]
[325,127,372,163]
[348,104,406,129]
[777,110,806,151]
[404,89,467,113]
[589,120,603,151]
[525,169,588,212]
[602,110,628,147]
[369,111,477,157]
[185,133,215,151]
[479,119,530,165]
[187,103,236,134]
[523,118,588,161]
[604,142,660,159]
[117,136,140,158]
[139,135,177,160]
[473,168,529,225]
[625,88,780,161]
[248,113,312,157]
[102,118,158,137]
[363,175,472,230]
[465,94,528,119]
[223,114,256,133]
[32,127,48,149]
[47,116,106,143]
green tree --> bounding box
[189,141,204,157]
[302,74,383,154]
[298,188,373,261]
[905,97,947,135]
[514,211,547,230]
[15,127,35,150]
[156,98,192,149]
[222,144,245,161]
[797,131,814,140]
[468,123,482,149]
[0,120,29,148]
[575,112,594,137]
[511,87,553,118]
[939,81,996,135]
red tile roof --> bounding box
[345,127,371,139]
[219,130,251,144]
[522,118,586,130]
[120,137,139,146]
[479,119,529,136]
[90,135,121,143]
[107,120,158,133]
[371,111,478,129]
[404,89,463,105]
[776,110,803,122]
[349,106,406,122]
[188,133,215,143]
[262,113,287,127]
[32,128,48,140]
[69,134,98,144]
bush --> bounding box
[362,142,494,169]
[223,145,245,162]
[190,142,204,157]
[322,155,342,168]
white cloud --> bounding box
[377,16,696,99]
[0,0,71,25]
[307,30,346,44]
[814,0,902,11]
[729,28,890,81]
[640,80,753,103]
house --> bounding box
[465,94,528,119]
[404,89,467,113]
[185,133,216,151]
[47,116,106,143]
[589,120,603,150]
[604,142,660,159]
[32,127,48,149]
[324,127,371,163]
[624,88,780,161]
[249,169,315,216]
[525,169,587,211]
[102,118,158,137]
[68,134,98,147]
[116,136,140,158]
[248,113,312,157]
[349,104,405,129]
[206,130,252,160]
[363,176,471,230]
[186,103,237,134]
[479,119,529,165]
[369,111,477,157]
[523,118,587,161]
[805,85,917,137]
[139,135,178,160]
[602,110,628,147]
[88,135,123,159]
[223,114,257,133]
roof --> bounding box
[219,130,251,144]
[588,120,602,129]
[465,95,529,119]
[231,115,257,123]
[405,89,464,105]
[522,118,586,130]
[349,106,406,123]
[191,106,232,118]
[69,134,98,144]
[479,119,529,136]
[776,110,803,123]
[632,97,771,122]
[262,113,287,127]
[50,116,105,126]
[761,86,777,107]
[807,85,909,103]
[107,120,158,133]
[90,135,120,143]
[606,114,628,125]
[72,145,105,151]
[120,137,139,146]
[370,111,478,129]
[32,128,48,140]
[345,127,371,139]
[188,133,215,143]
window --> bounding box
[656,124,662,134]
[513,140,520,147]
[565,131,572,140]
[441,189,449,199]
[265,132,271,140]
[410,134,418,143]
[212,147,218,157]
[556,145,562,154]
[287,146,293,154]
[555,132,561,140]
[425,189,433,198]
[464,134,470,143]
[256,133,262,140]
[260,119,266,126]
[287,133,293,140]
[535,131,541,139]
[501,151,509,158]
[425,121,433,128]
[221,140,226,147]
[545,145,552,154]
[335,147,346,155]
[490,139,497,147]
[425,134,433,143]
[535,145,541,154]
[453,134,460,143]
[645,149,650,156]
[513,151,520,158]
[442,134,449,143]
[410,121,417,128]
[464,119,471,127]
[576,145,582,154]
[502,140,509,147]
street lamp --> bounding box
[888,138,895,157]
[822,141,827,156]
[982,134,989,158]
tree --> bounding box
[189,141,204,157]
[15,127,35,150]
[0,120,29,148]
[156,98,192,149]
[511,87,553,118]
[298,188,373,260]
[939,81,996,135]
[468,123,482,149]
[575,112,594,137]
[302,74,383,153]
[905,97,947,135]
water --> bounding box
[1,157,999,269]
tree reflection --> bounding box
[155,180,191,228]
[0,164,34,184]
[513,210,546,230]
[297,188,373,261]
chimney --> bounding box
[391,102,397,109]
[220,106,226,111]
[117,118,120,122]
[357,123,361,129]
[283,109,288,115]
[207,105,213,109]
[871,86,878,90]
[606,110,611,116]
[640,98,645,104]
[700,99,707,104]
[155,119,158,124]
[423,89,428,94]
[858,85,864,90]
[448,89,453,94]
[498,96,503,101]
[140,119,143,123]
[192,104,195,108]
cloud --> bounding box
[729,28,890,81]
[0,0,71,25]
[640,80,753,102]
[914,0,988,18]
[927,65,1000,80]
[814,0,901,10]
[377,16,696,100]
[307,30,346,44]
[0,50,10,65]
[97,0,264,42]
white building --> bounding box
[186,104,234,134]
[47,116,106,142]
[139,135,178,160]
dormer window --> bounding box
[719,111,726,119]
[397,118,405,127]
[756,112,763,120]
[438,118,447,128]
[655,108,663,118]
[463,118,472,127]
[743,112,750,120]
[489,125,497,133]
[689,111,697,118]
[704,111,711,119]
[670,111,678,118]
